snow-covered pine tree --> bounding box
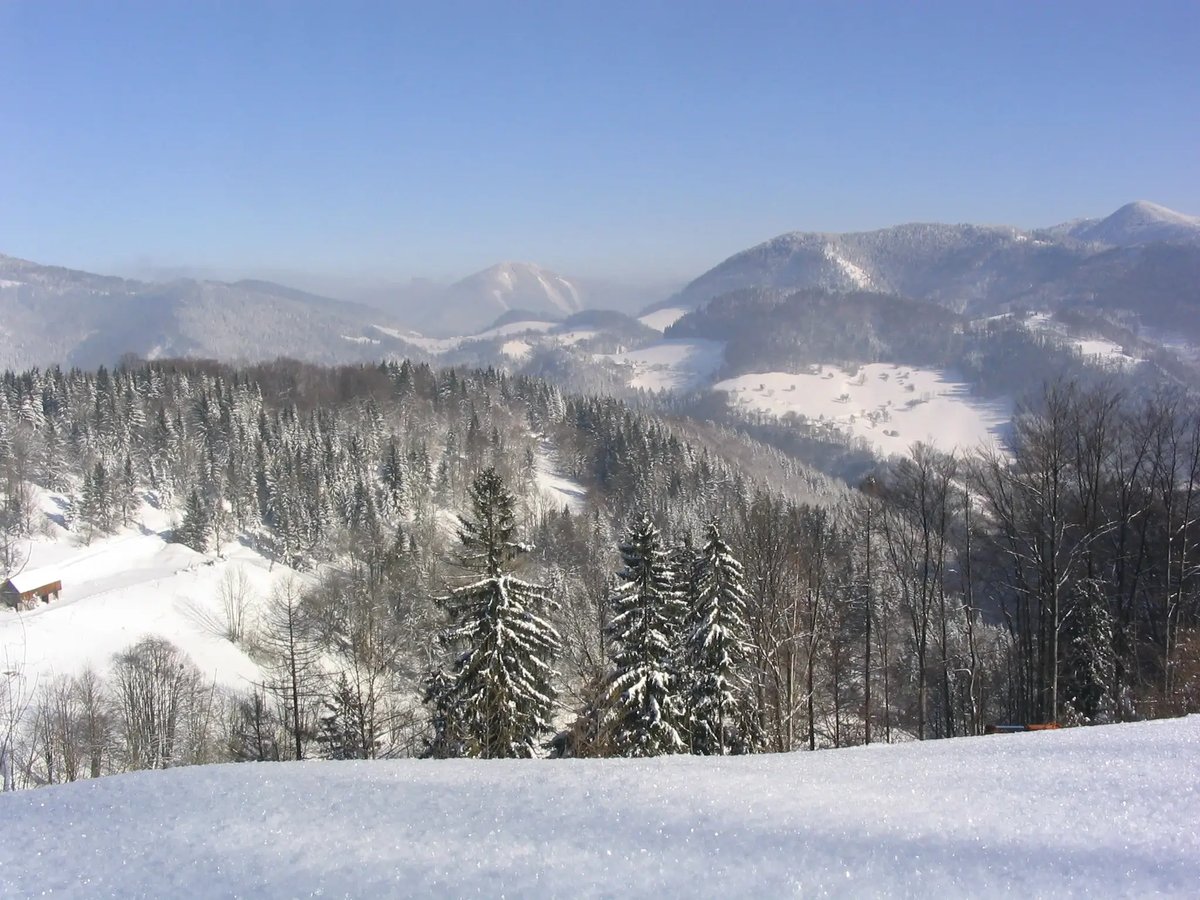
[604,512,687,757]
[316,674,371,760]
[1061,579,1117,724]
[178,489,212,553]
[426,467,561,758]
[687,522,763,755]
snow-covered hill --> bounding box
[716,364,1011,458]
[0,254,421,370]
[415,262,586,335]
[0,489,302,687]
[1063,200,1200,247]
[654,201,1200,316]
[1,717,1195,897]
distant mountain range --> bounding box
[415,262,585,335]
[3,201,1198,371]
[0,254,426,370]
[655,201,1200,336]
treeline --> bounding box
[2,362,1199,785]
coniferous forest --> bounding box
[1,358,1198,786]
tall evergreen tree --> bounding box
[1061,579,1117,724]
[604,513,686,756]
[686,522,762,755]
[427,467,561,758]
[178,490,212,553]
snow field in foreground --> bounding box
[1,717,1196,898]
[716,364,1010,458]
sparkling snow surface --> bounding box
[716,365,1010,457]
[1,718,1196,897]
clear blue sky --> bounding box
[1,1,1197,283]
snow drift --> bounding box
[1,717,1196,897]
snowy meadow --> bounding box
[0,716,1196,897]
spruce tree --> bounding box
[316,674,371,760]
[427,467,561,758]
[604,513,687,756]
[1061,580,1116,724]
[178,489,212,553]
[687,522,762,755]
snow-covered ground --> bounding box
[716,364,1010,458]
[602,339,725,392]
[1,717,1195,897]
[1020,313,1142,368]
[534,442,587,514]
[371,320,558,355]
[638,305,691,333]
[0,491,299,688]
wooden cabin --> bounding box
[1,572,62,611]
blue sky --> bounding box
[1,1,1197,283]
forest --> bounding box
[0,358,1198,786]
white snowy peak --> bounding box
[1064,200,1200,247]
[450,262,585,317]
[658,201,1200,314]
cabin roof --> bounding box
[4,569,61,594]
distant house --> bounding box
[1,572,63,610]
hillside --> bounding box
[655,202,1200,328]
[0,254,424,370]
[0,717,1195,897]
[414,262,586,336]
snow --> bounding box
[1,717,1196,897]
[0,491,301,687]
[716,364,1010,458]
[603,339,725,392]
[340,334,381,346]
[377,319,558,355]
[1072,338,1140,366]
[533,443,587,513]
[638,305,690,332]
[500,339,533,360]
[822,243,877,290]
[554,328,598,346]
[1018,314,1142,368]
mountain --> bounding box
[414,262,585,335]
[0,253,422,369]
[1061,200,1200,246]
[656,202,1200,321]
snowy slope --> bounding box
[1,717,1196,897]
[414,262,586,335]
[602,339,725,392]
[638,305,691,333]
[1065,201,1200,246]
[716,364,1010,457]
[0,491,302,687]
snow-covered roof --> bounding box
[4,568,60,593]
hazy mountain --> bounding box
[0,253,422,370]
[656,202,1200,322]
[410,262,585,335]
[1060,201,1200,246]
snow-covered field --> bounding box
[1019,313,1142,368]
[1,717,1195,897]
[603,338,725,392]
[0,491,300,688]
[717,364,1010,458]
[371,319,558,355]
[638,305,691,332]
